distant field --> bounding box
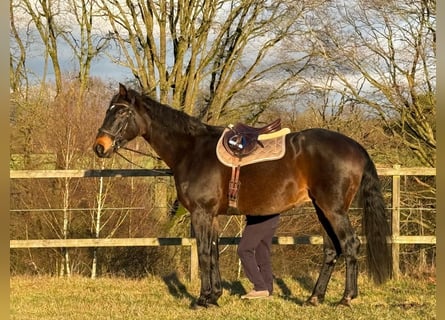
[10,274,435,320]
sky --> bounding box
[12,3,134,84]
[23,40,134,83]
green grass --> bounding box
[10,274,435,320]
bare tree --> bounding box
[59,0,110,100]
[97,0,317,123]
[15,0,64,94]
[10,1,29,96]
[299,0,435,166]
[12,0,109,100]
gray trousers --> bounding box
[237,214,280,294]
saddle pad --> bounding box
[216,128,288,167]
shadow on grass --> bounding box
[220,277,317,305]
[294,276,315,293]
[162,272,195,303]
[222,280,246,296]
[274,277,309,305]
[161,274,319,306]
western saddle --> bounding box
[221,119,282,209]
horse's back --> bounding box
[290,128,369,168]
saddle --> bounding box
[222,119,282,158]
[218,119,288,210]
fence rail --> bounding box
[9,167,436,179]
[9,235,436,249]
[10,166,436,281]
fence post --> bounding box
[190,238,199,283]
[391,164,401,279]
[154,176,169,216]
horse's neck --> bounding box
[143,123,192,169]
[138,99,220,169]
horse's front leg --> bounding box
[209,229,222,304]
[191,211,222,308]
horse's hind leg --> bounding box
[305,231,338,306]
[340,231,360,306]
[306,203,338,305]
[308,201,361,306]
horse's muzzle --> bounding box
[93,135,114,158]
[93,143,107,158]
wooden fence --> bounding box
[10,166,436,281]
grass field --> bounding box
[10,274,435,320]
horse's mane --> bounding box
[128,88,222,136]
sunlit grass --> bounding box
[10,274,435,320]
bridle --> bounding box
[97,103,134,145]
[97,102,161,167]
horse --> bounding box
[93,83,392,308]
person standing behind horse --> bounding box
[237,214,280,299]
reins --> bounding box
[115,146,162,169]
[120,146,161,160]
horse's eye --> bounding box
[119,109,131,117]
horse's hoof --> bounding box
[304,296,322,306]
[208,292,222,307]
[189,302,200,309]
[190,298,207,309]
[189,297,219,309]
[208,300,219,307]
[338,297,353,308]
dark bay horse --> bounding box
[93,83,391,308]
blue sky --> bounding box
[25,49,133,83]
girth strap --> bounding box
[228,159,241,208]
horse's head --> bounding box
[93,83,144,158]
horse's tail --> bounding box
[359,155,392,284]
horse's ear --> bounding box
[118,83,128,98]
